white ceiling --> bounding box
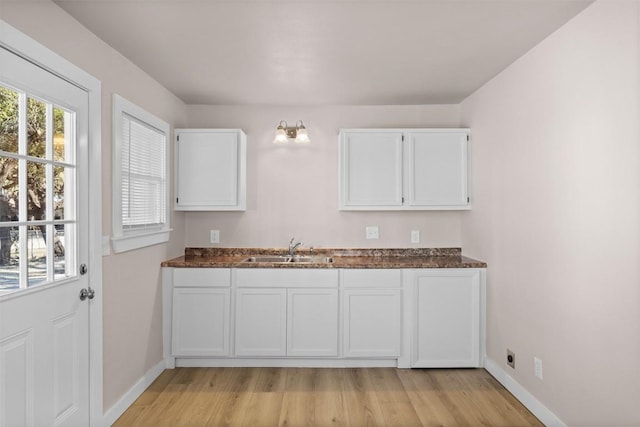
[53,0,592,106]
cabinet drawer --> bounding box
[173,268,231,287]
[341,269,402,288]
[235,269,339,288]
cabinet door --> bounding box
[175,129,246,210]
[287,289,339,357]
[407,130,468,207]
[413,270,481,367]
[339,131,403,209]
[235,288,287,356]
[172,288,230,356]
[343,289,401,357]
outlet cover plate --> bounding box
[366,226,379,239]
[507,349,515,369]
[534,357,543,380]
[210,229,220,244]
[411,230,420,243]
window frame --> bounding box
[111,94,170,253]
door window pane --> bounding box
[0,157,19,222]
[27,226,47,286]
[27,97,47,158]
[53,106,68,162]
[0,226,18,290]
[0,86,19,154]
[54,223,70,280]
[54,165,65,220]
[27,161,46,221]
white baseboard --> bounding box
[103,360,166,426]
[174,357,398,368]
[484,357,566,427]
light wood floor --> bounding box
[113,367,543,427]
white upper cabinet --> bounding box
[175,129,246,210]
[407,130,469,207]
[339,131,404,208]
[339,129,470,210]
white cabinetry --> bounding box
[234,269,339,357]
[171,269,231,357]
[163,266,486,368]
[339,129,469,210]
[411,269,484,368]
[235,288,287,356]
[342,270,402,357]
[287,289,339,357]
[175,129,246,211]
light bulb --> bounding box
[295,127,310,143]
[273,126,288,144]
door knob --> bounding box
[79,287,95,301]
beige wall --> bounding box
[1,0,187,411]
[185,104,463,248]
[460,1,640,424]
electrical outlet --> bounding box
[411,230,420,243]
[366,226,379,239]
[534,357,543,380]
[210,230,220,244]
[507,349,515,369]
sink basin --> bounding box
[291,256,334,263]
[242,256,292,263]
[241,255,333,264]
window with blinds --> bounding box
[112,95,170,253]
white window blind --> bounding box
[112,94,170,253]
[121,114,166,230]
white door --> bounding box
[0,46,91,426]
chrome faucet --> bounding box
[288,238,302,257]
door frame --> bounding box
[0,20,104,426]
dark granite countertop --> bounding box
[161,247,486,269]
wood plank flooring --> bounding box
[113,368,543,427]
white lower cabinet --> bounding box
[287,289,339,357]
[412,269,483,368]
[170,268,232,357]
[343,289,401,357]
[342,269,402,358]
[164,266,485,367]
[172,288,230,356]
[234,288,287,356]
[234,269,339,357]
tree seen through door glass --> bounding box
[0,84,74,290]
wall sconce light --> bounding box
[273,120,311,144]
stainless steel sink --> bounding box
[241,255,333,264]
[242,256,292,263]
[291,256,333,263]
